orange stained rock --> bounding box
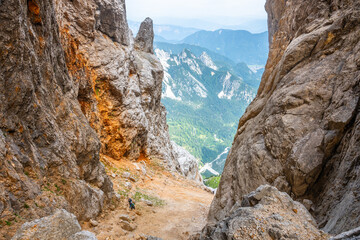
[28,0,41,24]
[137,152,149,163]
[58,25,146,164]
[325,32,335,45]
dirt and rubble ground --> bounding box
[81,156,214,240]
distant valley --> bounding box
[129,21,269,178]
[153,28,268,178]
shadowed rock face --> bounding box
[0,0,113,225]
[208,0,360,235]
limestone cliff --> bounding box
[208,0,360,235]
[0,0,113,227]
[55,0,180,170]
[0,0,200,237]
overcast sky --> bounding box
[126,0,267,31]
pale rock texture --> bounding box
[194,185,328,240]
[12,209,97,240]
[208,0,360,235]
[54,0,181,172]
[171,141,202,182]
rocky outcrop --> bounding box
[208,0,360,235]
[55,0,180,171]
[0,0,196,238]
[0,0,113,230]
[171,141,202,182]
[194,185,328,240]
[12,209,97,240]
[135,17,155,54]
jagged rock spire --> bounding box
[135,17,154,53]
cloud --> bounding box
[126,0,267,22]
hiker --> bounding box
[128,198,135,210]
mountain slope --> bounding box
[154,44,259,176]
[182,29,269,65]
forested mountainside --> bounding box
[154,43,261,177]
[182,29,269,65]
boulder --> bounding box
[120,220,137,231]
[119,214,132,222]
[195,185,328,240]
[12,209,97,240]
[90,219,99,227]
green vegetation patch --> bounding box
[204,175,221,189]
[133,190,165,207]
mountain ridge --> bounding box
[182,29,269,65]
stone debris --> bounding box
[119,214,132,222]
[11,209,97,240]
[144,200,153,206]
[129,176,137,182]
[123,172,131,179]
[193,185,329,240]
[70,231,98,240]
[125,182,132,189]
[120,220,137,232]
[90,219,99,227]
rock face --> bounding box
[12,209,97,240]
[0,0,199,236]
[135,17,155,53]
[0,0,113,225]
[171,141,202,182]
[195,185,328,240]
[55,0,180,171]
[208,0,360,235]
[330,226,360,240]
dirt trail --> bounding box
[82,158,214,240]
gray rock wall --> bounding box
[0,0,113,227]
[208,0,360,235]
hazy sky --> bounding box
[126,0,267,30]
